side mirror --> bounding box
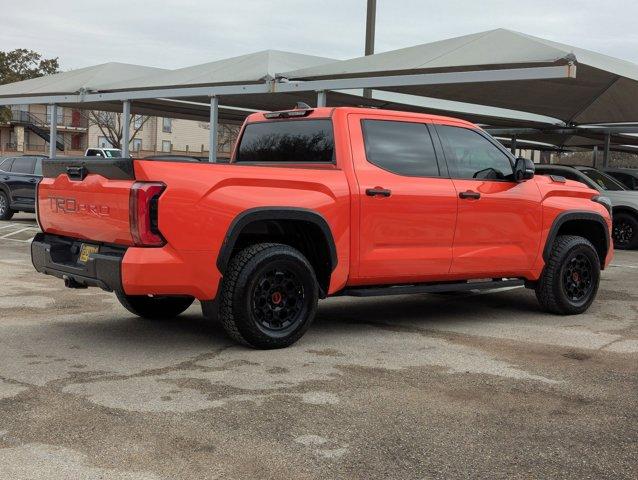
[514,157,535,182]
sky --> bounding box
[1,0,638,70]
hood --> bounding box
[605,190,638,208]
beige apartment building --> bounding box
[1,105,237,158]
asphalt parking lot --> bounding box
[0,213,636,479]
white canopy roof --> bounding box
[283,29,638,124]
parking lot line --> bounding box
[0,223,19,230]
[610,263,638,269]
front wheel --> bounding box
[535,235,600,315]
[219,243,319,349]
[612,212,638,250]
[115,291,194,319]
[0,191,14,221]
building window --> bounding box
[162,140,171,152]
[46,105,64,125]
[132,138,142,152]
[162,118,172,133]
[134,115,143,130]
[98,136,114,148]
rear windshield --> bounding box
[235,119,334,163]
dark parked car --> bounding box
[603,168,638,190]
[0,155,45,220]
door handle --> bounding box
[459,190,481,200]
[366,187,392,197]
[28,178,38,183]
[2,176,8,181]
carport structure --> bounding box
[0,29,637,162]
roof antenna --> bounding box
[295,102,312,110]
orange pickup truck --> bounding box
[32,106,613,348]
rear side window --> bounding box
[86,150,99,156]
[236,120,334,163]
[609,172,637,190]
[10,157,36,174]
[362,120,440,177]
[0,158,14,172]
[437,125,513,180]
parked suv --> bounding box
[535,164,638,250]
[32,107,613,348]
[0,155,45,220]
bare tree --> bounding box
[198,122,241,153]
[83,111,150,149]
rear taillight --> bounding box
[129,182,166,247]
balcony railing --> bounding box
[8,110,88,129]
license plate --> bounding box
[78,244,99,263]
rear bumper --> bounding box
[31,233,125,292]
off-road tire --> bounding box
[0,191,14,221]
[612,212,638,250]
[115,291,194,319]
[219,243,319,349]
[535,235,600,315]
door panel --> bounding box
[434,124,542,276]
[451,178,542,273]
[8,157,37,205]
[348,115,458,283]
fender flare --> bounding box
[216,207,338,274]
[543,210,610,262]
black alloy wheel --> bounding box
[251,267,306,337]
[562,252,594,304]
[612,213,638,250]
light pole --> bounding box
[363,0,377,98]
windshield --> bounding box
[579,168,626,191]
[104,149,122,158]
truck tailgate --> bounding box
[38,158,136,245]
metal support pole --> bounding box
[316,91,327,107]
[592,146,598,168]
[209,96,219,163]
[122,100,131,158]
[602,133,611,168]
[363,0,376,98]
[49,104,57,158]
[510,136,517,155]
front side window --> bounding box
[11,157,37,174]
[34,158,43,176]
[437,125,513,180]
[362,120,439,177]
[236,119,334,163]
[579,168,626,191]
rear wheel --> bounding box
[0,191,14,221]
[115,291,194,319]
[535,235,600,315]
[219,243,318,349]
[612,212,638,250]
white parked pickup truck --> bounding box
[85,148,122,158]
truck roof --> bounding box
[245,106,479,130]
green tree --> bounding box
[0,49,59,121]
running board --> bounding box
[337,279,525,298]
